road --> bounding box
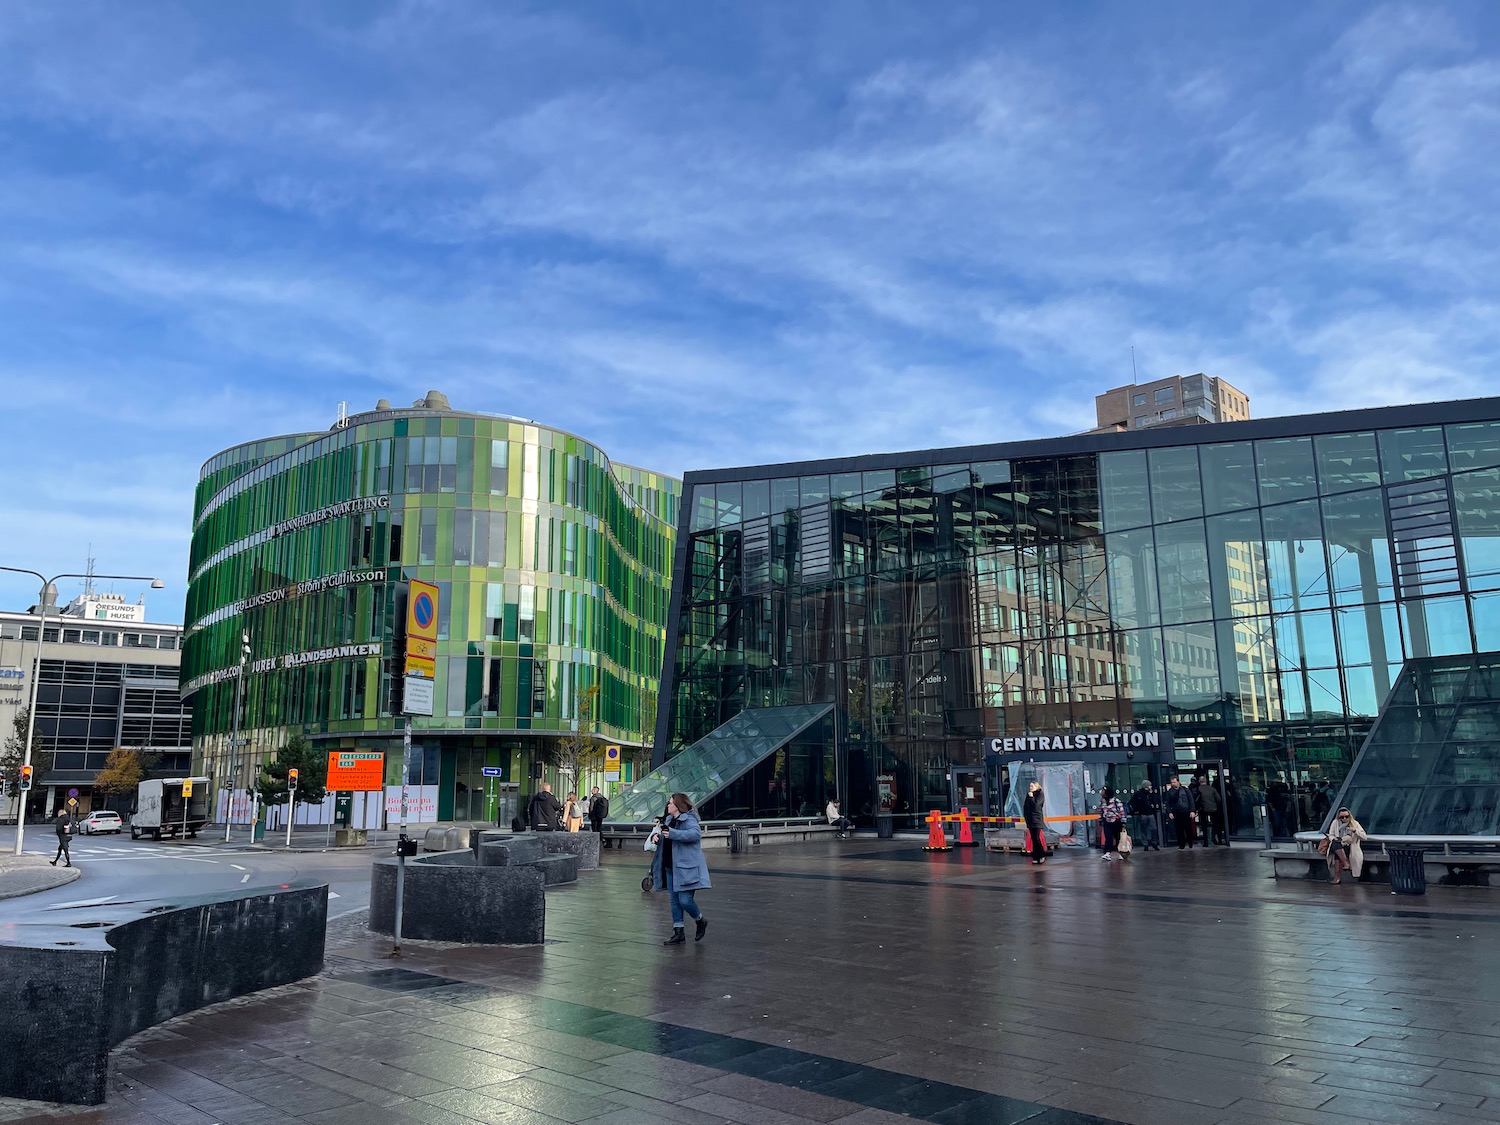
[0,826,376,920]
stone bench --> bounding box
[601,819,832,850]
[422,825,471,852]
[0,885,326,1105]
[1264,847,1500,886]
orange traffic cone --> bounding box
[923,809,952,851]
[955,807,976,847]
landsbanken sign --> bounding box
[989,730,1174,754]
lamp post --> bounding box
[225,628,251,843]
[1,567,164,856]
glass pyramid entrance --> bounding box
[612,704,835,823]
[1336,653,1500,835]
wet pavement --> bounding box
[4,838,1500,1125]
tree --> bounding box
[92,747,160,803]
[0,707,51,795]
[556,683,608,788]
[256,735,328,814]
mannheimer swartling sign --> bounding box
[989,730,1174,755]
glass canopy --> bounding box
[613,703,835,823]
[1336,652,1500,835]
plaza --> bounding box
[7,841,1498,1125]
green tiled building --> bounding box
[183,392,679,825]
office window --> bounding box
[1132,393,1147,407]
[1134,416,1149,429]
[1154,387,1174,404]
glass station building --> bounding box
[183,393,678,825]
[641,397,1500,838]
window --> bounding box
[1133,416,1150,429]
[1154,386,1175,404]
[1132,393,1147,407]
[1160,408,1177,420]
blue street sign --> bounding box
[481,766,504,778]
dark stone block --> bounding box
[369,856,545,944]
[477,835,544,866]
[534,853,580,885]
[538,831,600,871]
[0,884,327,1106]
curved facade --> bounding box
[185,393,678,823]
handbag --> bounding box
[1317,837,1330,855]
[1117,829,1132,856]
[644,829,659,852]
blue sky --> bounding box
[2,1,1498,622]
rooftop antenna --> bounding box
[1131,345,1138,385]
[83,548,96,598]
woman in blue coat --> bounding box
[651,792,711,944]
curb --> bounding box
[0,865,82,900]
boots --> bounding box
[662,927,686,945]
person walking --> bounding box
[651,792,711,945]
[1323,806,1368,885]
[1129,780,1161,851]
[588,786,609,846]
[1022,781,1048,864]
[1097,786,1126,861]
[528,782,562,831]
[1196,777,1223,846]
[1165,776,1196,849]
[50,808,73,868]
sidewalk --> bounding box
[4,841,1500,1125]
[0,853,81,899]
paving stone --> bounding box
[16,843,1500,1125]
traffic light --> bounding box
[19,765,33,791]
[287,768,299,790]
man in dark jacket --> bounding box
[588,786,610,847]
[1165,776,1196,850]
[528,783,562,831]
[1128,781,1161,851]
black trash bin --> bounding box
[729,825,747,854]
[1388,846,1427,895]
[875,813,894,840]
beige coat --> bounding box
[1325,816,1368,878]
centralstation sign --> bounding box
[989,730,1174,755]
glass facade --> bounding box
[184,399,679,822]
[659,401,1500,837]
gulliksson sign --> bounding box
[989,730,1174,754]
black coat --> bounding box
[528,791,562,831]
[588,795,609,822]
[1022,793,1045,831]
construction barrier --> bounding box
[955,807,976,847]
[922,809,952,851]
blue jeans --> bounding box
[663,866,702,927]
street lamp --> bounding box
[1,566,164,856]
[225,628,251,842]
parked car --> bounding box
[80,810,124,835]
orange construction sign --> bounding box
[326,751,385,792]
